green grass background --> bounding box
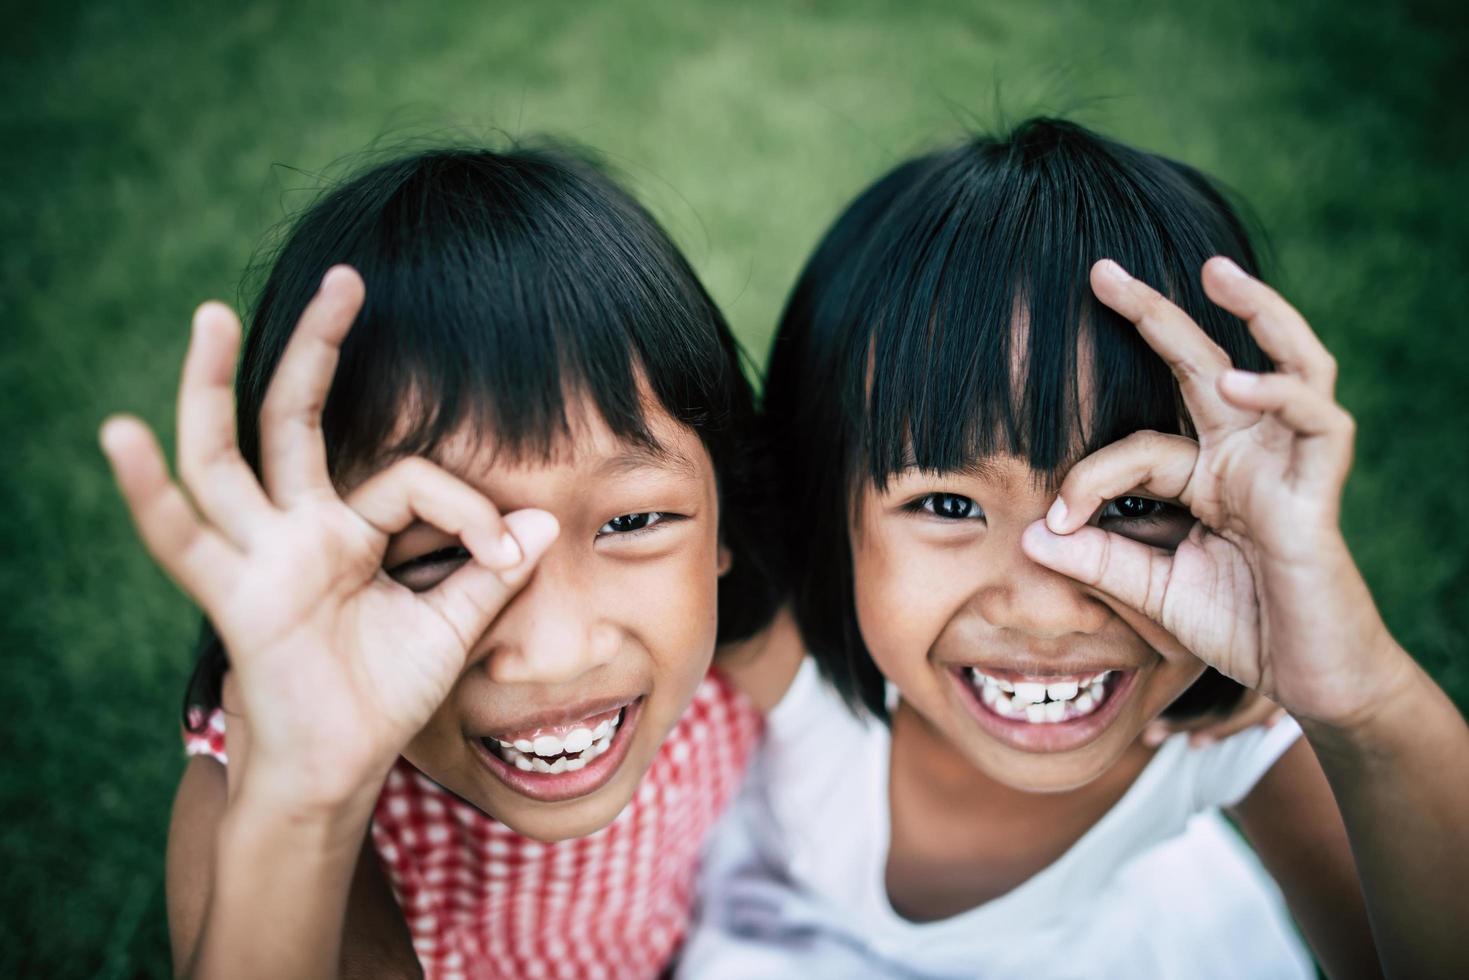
[2,0,1466,974]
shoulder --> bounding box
[714,605,807,714]
[1185,714,1304,810]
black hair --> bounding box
[765,118,1265,722]
[184,143,779,728]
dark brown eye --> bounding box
[918,493,982,520]
[1102,495,1162,520]
[598,512,667,536]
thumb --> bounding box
[1021,521,1174,625]
[422,509,560,646]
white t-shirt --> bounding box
[681,659,1314,979]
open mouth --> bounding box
[471,698,643,803]
[950,665,1137,753]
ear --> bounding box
[716,541,733,577]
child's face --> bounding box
[852,452,1202,793]
[367,393,725,841]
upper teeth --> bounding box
[491,710,623,772]
[967,668,1112,724]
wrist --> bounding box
[1298,642,1429,760]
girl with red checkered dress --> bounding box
[102,145,781,979]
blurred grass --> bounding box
[2,0,1466,974]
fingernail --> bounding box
[1213,256,1248,280]
[495,533,522,567]
[1046,497,1069,533]
[1221,369,1259,391]
[1097,259,1131,283]
[502,510,560,564]
[462,526,519,571]
[1020,523,1060,560]
[320,265,351,292]
[1142,727,1166,747]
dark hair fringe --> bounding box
[766,118,1261,723]
[184,142,781,730]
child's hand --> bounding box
[1142,690,1286,748]
[101,267,559,813]
[1021,257,1408,730]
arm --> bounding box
[1231,740,1379,980]
[167,757,423,979]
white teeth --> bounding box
[532,734,563,757]
[1013,682,1047,704]
[564,757,587,772]
[594,733,612,752]
[593,719,610,740]
[562,728,594,754]
[547,757,568,774]
[514,756,533,771]
[530,757,553,773]
[1046,680,1078,702]
[968,668,1114,725]
[514,738,534,753]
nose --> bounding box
[971,528,1110,640]
[477,554,621,686]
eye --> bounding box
[1099,495,1167,521]
[910,493,984,521]
[386,545,471,591]
[598,512,667,536]
[1098,496,1194,549]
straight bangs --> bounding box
[236,147,740,485]
[851,119,1269,496]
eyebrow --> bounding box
[596,440,701,480]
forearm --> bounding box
[1302,650,1469,980]
[185,787,377,980]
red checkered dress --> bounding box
[183,670,762,979]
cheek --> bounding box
[613,528,721,667]
[851,524,964,678]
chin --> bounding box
[968,735,1130,794]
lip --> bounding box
[949,666,1139,753]
[470,697,644,804]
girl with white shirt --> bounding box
[689,118,1469,978]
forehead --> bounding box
[430,388,706,485]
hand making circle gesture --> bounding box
[101,267,559,810]
[1023,257,1400,727]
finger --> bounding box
[258,265,366,504]
[1090,260,1252,436]
[1201,257,1336,395]
[1021,521,1173,625]
[1217,370,1354,486]
[1046,430,1199,534]
[101,416,239,606]
[345,457,526,570]
[176,303,274,543]
[420,509,560,649]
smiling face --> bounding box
[852,453,1204,793]
[366,395,725,841]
